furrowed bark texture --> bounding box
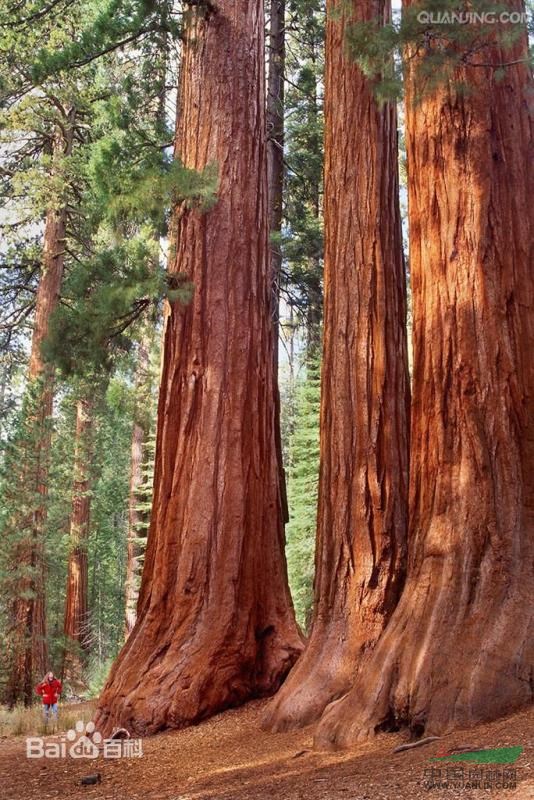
[315,4,534,749]
[262,0,410,732]
[63,398,93,680]
[95,0,302,736]
[7,115,74,705]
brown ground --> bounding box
[0,701,532,800]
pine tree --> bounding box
[277,0,325,639]
[124,333,158,638]
[285,358,321,628]
[281,0,325,355]
[87,375,137,669]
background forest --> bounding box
[0,0,327,699]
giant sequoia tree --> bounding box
[95,0,302,736]
[263,0,409,731]
[314,1,534,748]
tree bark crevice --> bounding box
[95,0,302,737]
[261,0,409,733]
[314,7,534,749]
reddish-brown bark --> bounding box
[262,0,409,732]
[63,397,93,681]
[95,0,302,736]
[6,113,75,705]
[124,337,151,637]
[315,4,534,748]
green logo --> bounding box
[431,746,523,764]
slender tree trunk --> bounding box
[267,0,285,340]
[305,16,324,361]
[263,0,409,732]
[95,0,302,737]
[6,112,75,705]
[124,336,151,637]
[62,396,93,681]
[315,3,534,749]
[267,0,289,524]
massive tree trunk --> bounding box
[95,0,302,737]
[63,397,93,681]
[6,112,75,705]
[124,336,151,637]
[315,4,534,749]
[262,0,409,732]
[267,0,289,524]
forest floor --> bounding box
[0,700,532,800]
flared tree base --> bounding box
[262,621,370,732]
[95,605,302,736]
[314,559,533,750]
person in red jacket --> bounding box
[35,671,62,722]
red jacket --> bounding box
[35,678,62,705]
